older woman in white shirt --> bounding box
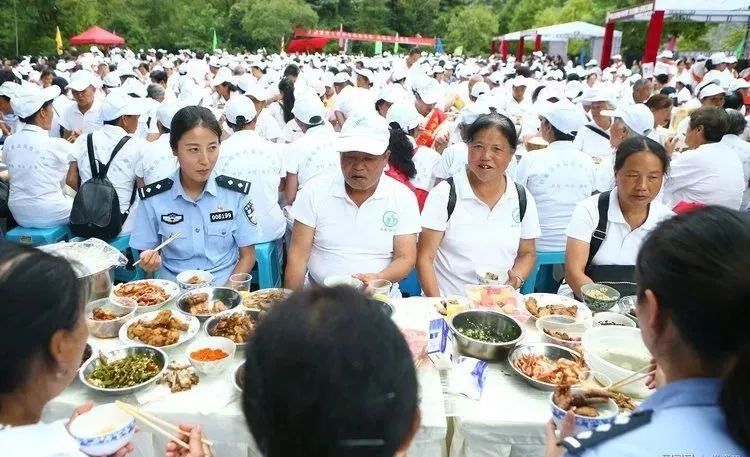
[418,114,541,297]
[564,136,673,298]
[3,84,75,228]
[720,109,750,210]
[0,242,133,457]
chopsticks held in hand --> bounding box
[608,364,654,392]
[115,401,213,449]
[132,232,181,267]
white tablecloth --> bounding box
[45,298,448,457]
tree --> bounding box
[444,4,498,55]
[350,0,392,35]
[239,0,318,51]
[390,0,440,38]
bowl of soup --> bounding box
[582,326,652,398]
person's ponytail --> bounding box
[387,122,417,179]
[720,344,750,451]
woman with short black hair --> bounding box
[0,242,133,457]
[418,113,541,296]
[167,286,420,457]
[547,206,750,456]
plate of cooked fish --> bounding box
[119,309,200,350]
[523,293,592,322]
[111,280,180,313]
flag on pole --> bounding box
[735,35,746,60]
[374,41,383,55]
[55,26,63,55]
[435,38,444,54]
[394,33,399,53]
[454,46,463,56]
[212,29,218,52]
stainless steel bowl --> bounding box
[177,287,242,322]
[205,308,261,348]
[232,361,245,393]
[449,310,525,361]
[79,346,168,395]
[85,298,137,338]
[507,343,584,391]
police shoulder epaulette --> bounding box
[138,178,173,200]
[561,410,653,455]
[216,175,251,195]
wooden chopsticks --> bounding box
[115,401,213,449]
[608,364,654,391]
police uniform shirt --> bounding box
[420,169,541,297]
[135,134,177,185]
[561,378,744,456]
[290,173,420,285]
[3,124,75,227]
[516,141,595,251]
[130,170,262,286]
[214,129,286,243]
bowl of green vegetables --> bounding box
[79,346,168,395]
[449,309,525,361]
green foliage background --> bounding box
[0,0,743,58]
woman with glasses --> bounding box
[417,113,541,296]
[3,83,76,228]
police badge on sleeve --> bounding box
[243,199,258,225]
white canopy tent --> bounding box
[494,22,623,61]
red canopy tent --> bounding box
[286,37,330,53]
[69,26,125,46]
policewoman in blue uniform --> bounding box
[545,207,749,457]
[130,105,261,286]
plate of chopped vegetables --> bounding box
[79,346,168,394]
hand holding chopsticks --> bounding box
[115,401,213,454]
[133,232,181,268]
[608,364,655,392]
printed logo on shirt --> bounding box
[382,210,399,228]
[512,208,521,224]
[244,199,258,226]
[161,213,184,225]
[210,210,234,222]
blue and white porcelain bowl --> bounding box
[68,403,136,456]
[549,389,619,436]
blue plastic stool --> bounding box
[6,225,71,246]
[71,235,146,283]
[399,269,422,297]
[521,251,566,295]
[252,239,283,289]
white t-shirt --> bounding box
[421,169,541,296]
[135,134,177,185]
[291,173,421,284]
[434,142,519,181]
[515,141,595,251]
[58,99,103,134]
[720,134,750,210]
[214,129,286,243]
[255,107,283,142]
[410,143,440,191]
[334,86,375,118]
[573,121,612,159]
[566,187,674,265]
[73,124,144,232]
[284,123,340,189]
[0,421,87,457]
[4,125,75,227]
[663,141,745,210]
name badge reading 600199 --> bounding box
[210,210,234,222]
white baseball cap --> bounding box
[459,102,492,125]
[729,78,750,92]
[9,84,61,118]
[102,72,121,88]
[376,84,402,104]
[585,59,598,67]
[100,89,143,121]
[211,67,234,87]
[353,68,375,85]
[470,81,490,99]
[386,101,423,132]
[236,76,268,101]
[391,66,407,82]
[0,81,21,98]
[658,50,674,59]
[336,112,390,155]
[333,72,353,84]
[710,52,727,64]
[538,101,588,136]
[726,55,738,64]
[155,101,185,130]
[121,77,146,98]
[612,54,622,61]
[225,95,257,125]
[602,103,654,136]
[511,77,528,88]
[488,71,503,86]
[292,93,325,126]
[697,80,725,99]
[68,70,103,92]
[575,87,613,105]
[413,77,442,105]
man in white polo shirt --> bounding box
[516,102,594,252]
[285,112,421,293]
[59,70,104,140]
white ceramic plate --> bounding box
[523,293,592,322]
[110,279,181,313]
[118,310,200,350]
